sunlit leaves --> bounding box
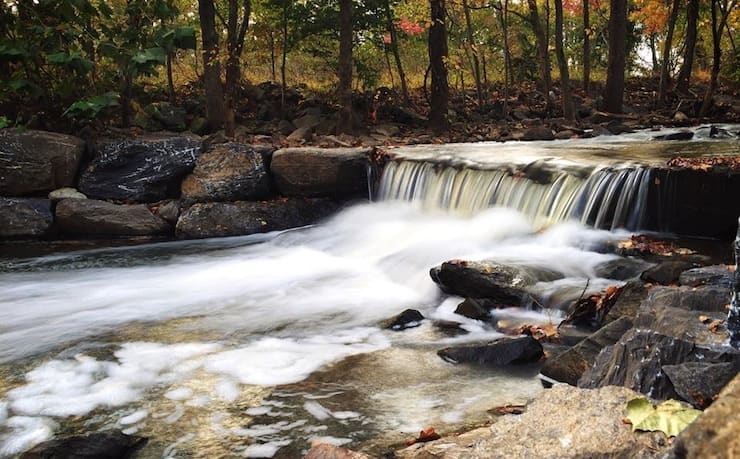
[625,398,702,437]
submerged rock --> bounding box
[397,385,669,459]
[305,442,374,459]
[175,198,339,239]
[0,129,85,196]
[55,199,171,236]
[270,147,370,197]
[78,134,201,202]
[19,430,147,459]
[382,309,424,331]
[438,336,543,366]
[0,198,53,239]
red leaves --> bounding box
[560,284,623,327]
[511,323,560,343]
[667,155,740,172]
[405,427,441,446]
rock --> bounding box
[270,147,370,198]
[640,285,730,313]
[606,122,634,135]
[78,134,201,202]
[382,309,424,331]
[175,198,339,239]
[189,117,209,135]
[663,362,738,409]
[154,200,180,224]
[305,442,374,459]
[454,298,493,321]
[147,102,187,131]
[679,265,734,289]
[0,198,53,239]
[56,199,171,236]
[602,280,648,324]
[287,126,314,142]
[521,126,554,141]
[374,124,400,137]
[674,111,690,122]
[277,119,296,135]
[0,129,85,196]
[430,261,559,307]
[554,129,575,140]
[595,257,653,280]
[540,316,633,386]
[437,336,544,366]
[19,430,147,459]
[669,374,740,458]
[641,260,699,285]
[293,113,322,130]
[397,385,669,459]
[652,131,694,141]
[583,125,612,138]
[48,187,87,201]
[180,143,274,203]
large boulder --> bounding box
[430,260,560,307]
[639,285,730,313]
[180,143,274,203]
[270,147,370,197]
[19,430,147,459]
[78,134,201,202]
[175,198,339,239]
[0,129,84,196]
[0,198,53,239]
[678,265,734,289]
[540,316,633,386]
[55,199,171,236]
[437,336,544,366]
[397,385,669,459]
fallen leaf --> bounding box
[698,315,711,324]
[492,404,526,415]
[625,398,702,437]
[708,319,724,333]
[405,426,441,446]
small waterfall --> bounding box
[377,160,654,231]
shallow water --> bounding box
[0,201,637,457]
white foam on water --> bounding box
[0,416,57,457]
[243,440,291,458]
[164,387,193,401]
[119,409,148,425]
[309,436,353,446]
[303,401,332,421]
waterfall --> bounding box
[377,160,654,231]
[729,218,740,348]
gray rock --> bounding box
[305,443,373,459]
[19,430,147,459]
[293,113,322,130]
[641,285,731,313]
[669,374,740,459]
[595,257,654,280]
[189,117,209,136]
[455,297,493,320]
[277,119,296,135]
[540,316,633,386]
[397,385,669,459]
[180,143,274,203]
[641,260,699,285]
[56,199,171,236]
[521,126,555,141]
[0,198,53,239]
[374,124,400,137]
[438,336,544,366]
[679,265,734,289]
[286,126,313,142]
[652,131,694,141]
[663,362,738,409]
[603,280,649,324]
[270,147,370,197]
[154,200,180,224]
[148,102,187,131]
[78,134,201,202]
[175,198,339,239]
[382,309,424,331]
[0,129,84,196]
[48,187,87,201]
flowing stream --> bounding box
[0,127,737,457]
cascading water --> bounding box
[377,160,653,231]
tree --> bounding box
[604,0,627,113]
[383,0,410,102]
[337,0,354,133]
[554,0,574,119]
[429,0,449,133]
[675,0,699,92]
[582,0,591,93]
[657,0,681,106]
[700,0,737,116]
[462,0,483,107]
[527,0,552,111]
[198,0,225,130]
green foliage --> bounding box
[63,92,120,120]
[625,398,701,437]
[0,116,10,129]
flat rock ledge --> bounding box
[396,385,669,459]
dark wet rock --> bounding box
[305,442,374,459]
[56,199,171,236]
[606,122,635,135]
[382,309,424,331]
[641,260,699,285]
[293,113,322,130]
[180,143,274,203]
[19,430,148,459]
[432,320,468,336]
[277,119,296,135]
[175,198,338,239]
[653,131,694,141]
[521,126,554,141]
[603,280,649,324]
[455,298,493,321]
[438,336,543,366]
[679,265,734,289]
[583,125,613,138]
[663,362,738,409]
[668,374,740,459]
[641,285,731,313]
[270,147,370,198]
[147,102,187,132]
[431,261,560,307]
[154,200,180,225]
[397,385,669,459]
[0,198,53,239]
[595,257,653,280]
[540,316,633,386]
[554,129,575,140]
[78,134,201,202]
[0,129,85,196]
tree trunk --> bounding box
[658,0,681,107]
[166,53,175,104]
[281,0,288,116]
[554,0,574,119]
[336,0,353,134]
[223,0,251,138]
[582,0,590,93]
[198,0,225,130]
[384,0,409,102]
[676,0,699,92]
[463,0,483,107]
[384,46,396,88]
[527,0,552,110]
[429,0,449,133]
[500,0,510,119]
[270,31,276,82]
[649,34,659,74]
[700,0,724,116]
[604,0,627,113]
